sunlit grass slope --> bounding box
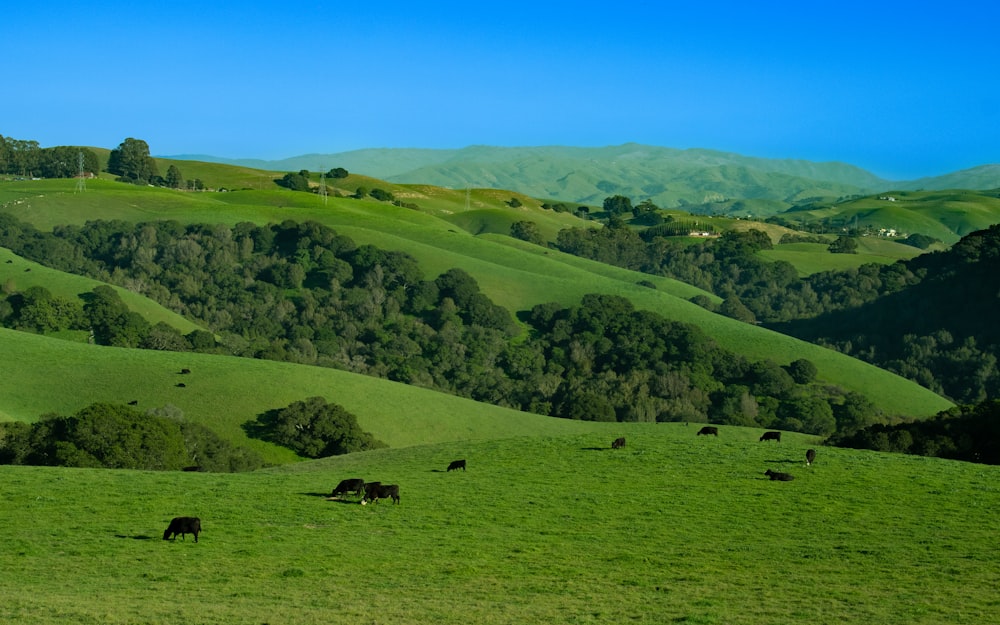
[758,239,923,276]
[1,429,997,624]
[0,178,953,418]
[0,328,603,462]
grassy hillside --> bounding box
[0,328,606,463]
[758,239,923,277]
[1,429,997,624]
[778,190,1000,244]
[0,177,954,419]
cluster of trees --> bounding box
[244,396,384,458]
[830,400,1000,465]
[0,214,875,435]
[106,137,159,184]
[0,402,264,471]
[0,135,100,178]
[552,215,1000,403]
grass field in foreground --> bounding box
[0,427,996,625]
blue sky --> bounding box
[3,1,998,179]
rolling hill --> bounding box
[0,175,954,430]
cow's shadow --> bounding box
[765,459,802,464]
[300,491,335,498]
[115,534,154,540]
[580,446,610,451]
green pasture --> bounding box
[759,240,921,276]
[0,328,603,463]
[1,429,997,624]
[0,178,954,418]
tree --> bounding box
[327,167,349,178]
[785,358,818,384]
[277,170,311,192]
[829,235,858,254]
[369,188,395,202]
[244,396,385,458]
[602,195,633,216]
[510,220,544,245]
[165,165,184,189]
[106,138,159,184]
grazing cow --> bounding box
[331,478,366,497]
[127,400,138,406]
[806,449,816,466]
[764,469,794,481]
[163,516,201,542]
[182,465,203,472]
[361,482,383,503]
[180,368,191,374]
[364,484,400,504]
[447,459,466,472]
[176,382,186,388]
[611,437,626,449]
[697,426,718,437]
[759,431,781,443]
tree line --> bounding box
[0,135,100,179]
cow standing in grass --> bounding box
[611,437,626,449]
[759,431,781,443]
[331,478,366,497]
[764,469,794,481]
[163,516,201,542]
[447,460,466,472]
[697,426,718,437]
[806,449,816,466]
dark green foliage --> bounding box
[901,233,940,249]
[2,285,87,333]
[602,195,633,215]
[831,399,1000,464]
[107,138,159,184]
[244,397,385,458]
[785,358,818,384]
[0,403,264,471]
[369,188,395,202]
[828,235,859,254]
[277,170,311,192]
[165,164,184,189]
[507,197,522,208]
[510,220,544,245]
[327,167,349,178]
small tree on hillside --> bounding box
[244,397,385,458]
[107,138,159,184]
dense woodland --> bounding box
[0,135,100,179]
[554,220,1000,404]
[0,214,878,437]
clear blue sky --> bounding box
[3,1,998,179]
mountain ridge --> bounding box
[163,144,1000,213]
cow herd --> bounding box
[163,427,817,545]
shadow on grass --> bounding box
[765,459,803,464]
[580,446,611,451]
[115,534,155,540]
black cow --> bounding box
[127,399,138,406]
[806,449,816,466]
[176,382,186,388]
[611,437,626,449]
[759,431,781,443]
[331,478,366,497]
[163,516,201,542]
[697,426,718,436]
[447,459,466,472]
[362,482,383,502]
[764,469,794,481]
[180,368,191,374]
[364,484,400,504]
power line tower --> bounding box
[318,165,328,206]
[465,187,471,211]
[75,150,86,192]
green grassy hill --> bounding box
[779,190,1000,244]
[0,177,954,421]
[1,429,996,624]
[758,239,924,277]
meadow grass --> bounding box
[758,241,921,276]
[0,427,996,624]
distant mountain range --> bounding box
[166,144,1000,211]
